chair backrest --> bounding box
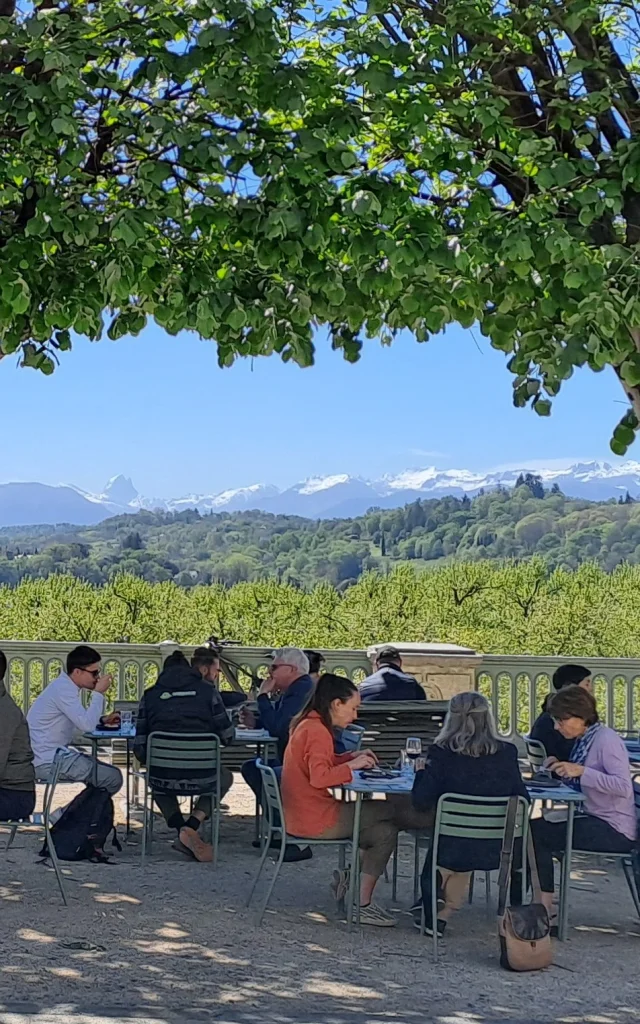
[525,738,547,772]
[434,793,529,846]
[147,732,220,772]
[114,700,139,718]
[632,776,640,825]
[341,725,365,752]
[355,701,448,763]
[256,759,285,832]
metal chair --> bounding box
[525,738,547,773]
[246,760,356,926]
[566,780,640,922]
[423,793,529,960]
[140,732,222,865]
[1,750,68,905]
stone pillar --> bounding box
[366,642,481,701]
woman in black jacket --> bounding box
[411,691,529,937]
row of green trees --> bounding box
[6,481,640,588]
[3,560,640,657]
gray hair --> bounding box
[435,691,500,757]
[272,647,309,676]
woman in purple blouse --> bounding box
[531,685,636,922]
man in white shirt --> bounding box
[27,645,122,794]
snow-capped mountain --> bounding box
[4,461,640,528]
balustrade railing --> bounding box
[4,640,640,740]
[478,655,640,739]
[1,641,372,712]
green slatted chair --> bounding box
[141,732,222,865]
[1,749,68,905]
[246,761,356,927]
[423,793,529,960]
[525,738,547,773]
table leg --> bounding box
[347,794,362,933]
[91,740,99,787]
[558,801,576,941]
[126,741,131,834]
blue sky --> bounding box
[0,323,629,497]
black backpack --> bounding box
[40,786,120,863]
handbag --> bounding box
[497,796,552,972]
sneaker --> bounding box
[283,844,312,863]
[413,914,447,937]
[411,896,445,916]
[331,868,350,903]
[178,826,213,863]
[172,836,197,860]
[358,902,397,927]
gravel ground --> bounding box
[1,776,639,1024]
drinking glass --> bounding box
[121,710,134,733]
[405,736,422,769]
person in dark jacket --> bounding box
[359,647,426,702]
[304,650,325,684]
[0,650,36,821]
[411,691,529,937]
[240,647,314,862]
[134,651,234,862]
[529,664,591,761]
[191,646,247,709]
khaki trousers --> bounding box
[438,868,472,919]
[316,800,398,878]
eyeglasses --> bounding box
[81,668,101,680]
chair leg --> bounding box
[391,835,398,901]
[622,857,640,919]
[413,837,421,905]
[5,825,18,851]
[431,857,439,962]
[485,870,491,909]
[47,833,68,906]
[468,872,475,904]
[247,829,274,909]
[211,792,220,867]
[257,837,286,926]
[141,781,149,865]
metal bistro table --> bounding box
[343,770,414,931]
[234,728,279,841]
[84,728,135,833]
[526,783,586,941]
[343,771,585,939]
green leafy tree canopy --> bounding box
[3,0,640,450]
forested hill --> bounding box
[1,475,640,587]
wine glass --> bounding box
[405,736,422,768]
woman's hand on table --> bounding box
[350,752,377,770]
[553,761,584,779]
[543,756,559,770]
[352,748,378,764]
[239,708,256,728]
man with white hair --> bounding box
[241,647,314,862]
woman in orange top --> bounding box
[282,674,399,927]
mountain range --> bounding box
[2,460,640,528]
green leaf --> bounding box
[533,398,552,417]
